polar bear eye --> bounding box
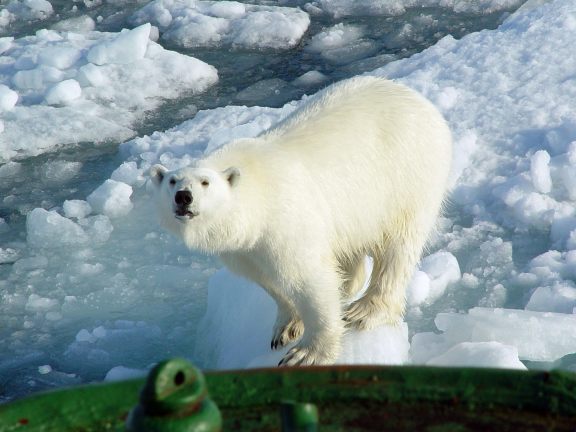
[169,178,176,186]
[201,180,210,187]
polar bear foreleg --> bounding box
[268,288,304,350]
[278,270,344,366]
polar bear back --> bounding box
[202,76,452,254]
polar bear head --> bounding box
[149,164,241,252]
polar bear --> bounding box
[150,76,452,366]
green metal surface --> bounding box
[1,362,575,431]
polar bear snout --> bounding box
[175,190,193,206]
[174,190,198,219]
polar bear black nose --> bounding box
[175,190,193,206]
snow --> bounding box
[5,0,576,402]
[129,1,311,50]
[0,24,218,162]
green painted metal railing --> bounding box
[1,358,575,431]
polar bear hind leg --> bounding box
[343,213,429,329]
[338,253,367,300]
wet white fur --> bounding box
[150,76,452,366]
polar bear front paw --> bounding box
[278,343,331,366]
[271,317,304,350]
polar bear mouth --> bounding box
[174,208,198,219]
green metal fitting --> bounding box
[125,358,222,432]
[280,400,319,432]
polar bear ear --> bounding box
[223,167,241,187]
[149,164,168,186]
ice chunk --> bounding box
[209,2,246,19]
[436,86,459,111]
[0,248,20,264]
[63,200,92,219]
[38,365,52,374]
[5,0,54,21]
[419,251,461,304]
[194,269,277,369]
[530,150,552,194]
[1,24,217,163]
[0,161,22,178]
[92,326,107,339]
[526,282,576,314]
[64,321,163,374]
[433,308,576,362]
[308,0,524,18]
[12,68,46,90]
[130,2,310,50]
[0,38,13,55]
[37,46,82,70]
[87,180,133,218]
[195,268,409,369]
[104,366,147,382]
[0,84,18,111]
[427,342,526,370]
[51,15,96,33]
[80,215,114,243]
[75,329,96,343]
[76,63,106,87]
[44,79,82,105]
[407,270,431,307]
[232,9,310,50]
[26,208,89,248]
[110,161,143,186]
[337,323,409,365]
[39,160,82,183]
[13,255,48,272]
[87,24,151,65]
[306,23,363,53]
[25,294,59,312]
[235,79,289,103]
[291,71,328,88]
[305,24,377,65]
[309,0,405,18]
